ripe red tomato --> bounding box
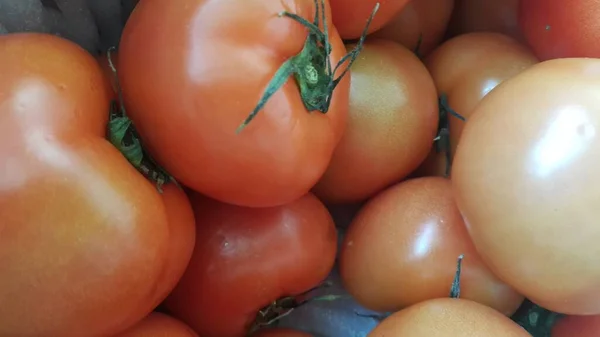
[551,315,600,337]
[330,0,410,39]
[252,328,312,337]
[0,33,196,337]
[339,177,523,315]
[370,0,455,57]
[164,192,337,337]
[519,0,600,60]
[368,298,531,336]
[118,0,350,208]
[415,32,538,177]
[452,58,600,315]
[312,40,438,204]
[113,312,198,337]
[447,0,524,43]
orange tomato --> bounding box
[447,0,524,43]
[312,40,438,204]
[113,312,198,337]
[339,177,523,315]
[370,0,455,57]
[330,0,410,39]
[118,0,350,207]
[0,33,195,337]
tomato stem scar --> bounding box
[235,0,380,133]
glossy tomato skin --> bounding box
[519,0,600,60]
[113,312,198,337]
[368,298,531,337]
[164,192,337,337]
[252,328,312,337]
[447,0,524,43]
[118,0,350,208]
[452,58,600,315]
[0,33,195,337]
[312,40,438,204]
[340,177,523,315]
[551,315,600,337]
[330,0,410,39]
[370,0,455,57]
[415,32,538,177]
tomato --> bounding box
[447,0,524,43]
[415,32,538,177]
[312,40,438,204]
[551,315,600,337]
[519,0,600,60]
[118,0,351,208]
[452,58,600,315]
[330,0,410,40]
[164,192,337,337]
[368,298,531,336]
[369,0,455,57]
[339,177,523,315]
[252,328,312,337]
[0,33,196,337]
[113,312,198,337]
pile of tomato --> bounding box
[2,0,600,336]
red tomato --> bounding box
[452,58,600,315]
[113,312,198,337]
[330,0,410,39]
[447,0,524,43]
[551,315,600,337]
[415,32,538,177]
[118,0,350,208]
[339,177,523,315]
[0,33,196,337]
[312,40,438,204]
[519,0,600,60]
[370,0,455,57]
[164,192,337,337]
[252,328,312,337]
[368,298,531,336]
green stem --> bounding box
[449,254,464,298]
[236,0,380,133]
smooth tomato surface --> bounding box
[519,0,600,60]
[368,298,531,337]
[118,0,349,208]
[165,192,337,337]
[0,33,195,337]
[312,40,438,204]
[339,177,523,315]
[416,32,538,177]
[447,0,524,42]
[370,0,455,57]
[551,315,600,337]
[252,328,312,337]
[113,312,198,337]
[452,58,600,315]
[330,0,410,39]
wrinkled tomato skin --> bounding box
[330,0,410,39]
[118,0,349,208]
[452,58,600,315]
[551,315,600,337]
[0,33,195,337]
[340,177,523,315]
[519,0,600,60]
[252,328,312,337]
[368,298,531,337]
[447,0,524,43]
[416,32,538,177]
[312,40,438,204]
[164,192,337,337]
[370,0,455,57]
[113,312,198,337]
